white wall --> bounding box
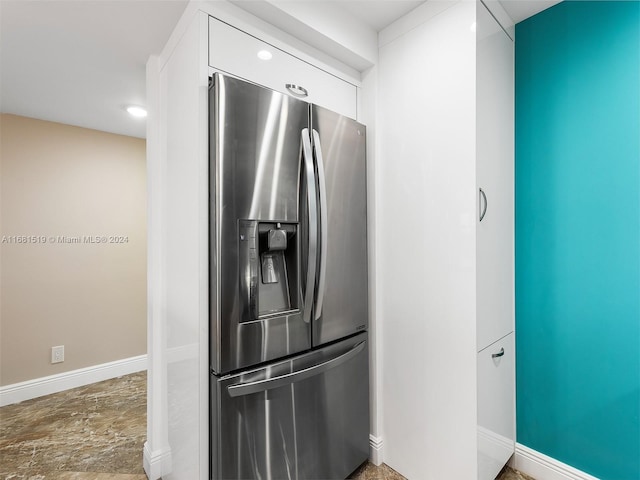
[144,8,209,480]
[360,63,384,463]
[377,2,478,477]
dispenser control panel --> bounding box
[239,220,300,322]
[239,220,259,320]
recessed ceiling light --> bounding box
[257,50,273,61]
[126,106,147,118]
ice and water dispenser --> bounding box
[239,220,300,321]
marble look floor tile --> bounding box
[53,474,147,480]
[348,461,407,480]
[0,372,146,479]
[349,462,535,480]
[497,466,536,480]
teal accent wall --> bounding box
[515,2,640,478]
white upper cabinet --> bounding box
[476,1,515,352]
[209,17,358,119]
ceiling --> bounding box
[0,0,189,139]
[335,1,425,31]
[500,0,561,23]
[0,0,561,139]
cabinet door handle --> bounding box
[492,347,505,358]
[479,188,488,222]
[286,84,308,98]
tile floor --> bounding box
[0,373,147,480]
[0,372,533,480]
[349,463,532,480]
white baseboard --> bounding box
[143,441,172,480]
[369,434,384,466]
[511,443,600,480]
[0,354,147,407]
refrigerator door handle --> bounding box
[311,129,328,321]
[301,128,318,324]
[226,341,366,397]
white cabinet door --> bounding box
[476,1,514,352]
[476,3,515,479]
[477,333,515,480]
[209,17,357,119]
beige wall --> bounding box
[0,114,146,386]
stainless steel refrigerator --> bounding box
[208,73,369,480]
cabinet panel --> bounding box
[209,17,357,119]
[476,1,514,351]
[477,333,515,480]
[378,2,479,478]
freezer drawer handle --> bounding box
[312,129,328,321]
[301,128,318,324]
[492,347,505,359]
[227,341,366,398]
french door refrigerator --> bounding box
[208,73,369,480]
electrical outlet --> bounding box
[51,345,64,364]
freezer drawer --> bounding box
[211,333,369,480]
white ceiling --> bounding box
[0,0,561,139]
[337,1,426,31]
[500,0,562,24]
[0,0,189,139]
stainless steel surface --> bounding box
[268,228,288,250]
[210,74,370,480]
[312,129,328,322]
[310,105,368,346]
[261,254,278,284]
[227,341,365,397]
[479,187,488,221]
[212,333,370,480]
[301,128,318,326]
[210,73,311,374]
[285,83,309,97]
[492,347,505,359]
